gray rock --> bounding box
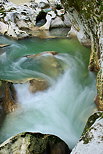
[71,112,103,154]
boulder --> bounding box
[0,81,16,113]
[50,16,65,28]
[0,0,71,38]
[71,112,103,154]
[29,78,49,93]
[0,132,71,154]
[25,51,66,78]
[0,22,8,34]
[7,22,28,39]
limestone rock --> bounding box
[0,22,8,34]
[61,0,103,111]
[7,22,28,39]
[71,112,103,154]
[0,132,71,154]
[0,0,70,38]
[40,11,56,30]
[50,16,65,28]
[29,78,49,93]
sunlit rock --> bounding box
[0,44,9,48]
[29,78,49,93]
[0,81,16,113]
[39,11,56,30]
[96,69,103,111]
[7,22,29,39]
[0,22,8,34]
[71,112,103,154]
[0,132,70,154]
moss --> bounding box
[82,112,103,135]
[0,132,70,153]
[81,112,103,144]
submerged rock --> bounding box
[25,51,67,79]
[71,112,103,154]
[29,78,49,93]
[0,132,71,154]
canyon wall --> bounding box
[61,0,103,110]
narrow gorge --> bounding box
[0,0,103,154]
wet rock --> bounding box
[0,44,9,48]
[0,132,71,154]
[0,81,17,113]
[96,69,103,111]
[29,78,49,93]
[25,51,66,78]
[71,112,103,154]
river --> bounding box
[0,35,97,149]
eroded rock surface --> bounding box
[0,0,70,39]
[61,0,103,110]
[0,81,16,113]
[29,78,49,93]
[71,112,103,154]
[0,132,71,154]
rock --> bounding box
[67,26,77,38]
[29,78,49,93]
[61,0,102,110]
[50,16,66,28]
[7,22,29,39]
[96,69,103,111]
[0,44,9,48]
[39,11,56,30]
[0,81,17,113]
[67,26,91,47]
[25,51,58,58]
[63,13,71,27]
[38,1,50,9]
[0,132,71,154]
[71,112,103,154]
[25,51,65,78]
[61,0,102,70]
[0,0,70,38]
[0,22,8,34]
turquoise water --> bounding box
[0,36,90,81]
[0,36,97,149]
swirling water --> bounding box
[0,36,97,149]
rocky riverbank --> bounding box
[61,0,103,111]
[0,0,102,153]
[0,0,71,39]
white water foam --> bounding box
[0,54,97,149]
